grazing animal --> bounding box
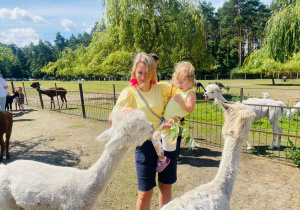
[30,82,67,109]
[0,109,154,210]
[0,111,13,162]
[5,92,19,111]
[194,80,206,92]
[161,100,255,210]
[208,82,230,92]
[204,84,287,149]
[287,101,300,118]
[262,92,269,99]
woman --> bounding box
[109,53,177,209]
[0,73,8,111]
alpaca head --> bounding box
[30,82,39,89]
[262,92,269,99]
[204,84,226,100]
[217,99,256,141]
[97,109,155,149]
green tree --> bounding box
[44,0,215,78]
[241,2,300,84]
[0,45,18,77]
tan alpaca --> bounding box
[161,99,255,210]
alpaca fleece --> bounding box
[161,100,255,210]
[0,109,154,210]
[204,84,287,150]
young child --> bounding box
[13,87,20,110]
[151,61,196,172]
[17,87,25,111]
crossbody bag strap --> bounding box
[135,88,164,121]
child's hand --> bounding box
[162,123,171,130]
[174,93,183,103]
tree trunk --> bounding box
[271,75,275,85]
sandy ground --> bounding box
[2,107,300,209]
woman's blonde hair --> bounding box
[130,53,158,86]
[172,61,195,85]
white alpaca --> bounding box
[203,84,287,149]
[0,109,154,210]
[287,101,300,118]
[161,100,255,210]
[262,92,269,99]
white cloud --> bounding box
[84,24,93,33]
[61,19,77,32]
[0,28,39,47]
[0,7,47,23]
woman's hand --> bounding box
[122,107,134,114]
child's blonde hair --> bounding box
[172,61,195,86]
[130,53,157,86]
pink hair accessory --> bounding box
[150,80,156,85]
[129,79,138,87]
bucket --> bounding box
[161,127,179,151]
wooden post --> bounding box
[37,82,44,109]
[113,84,116,106]
[55,83,61,113]
[11,82,14,92]
[240,88,243,103]
[79,83,86,118]
[22,82,28,106]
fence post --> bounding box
[37,82,44,109]
[240,88,243,103]
[11,82,14,92]
[55,83,61,113]
[205,75,207,80]
[260,74,262,79]
[297,73,299,79]
[22,82,28,106]
[230,74,232,80]
[79,83,86,118]
[113,84,116,106]
[217,74,219,80]
[245,74,246,80]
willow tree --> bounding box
[43,0,215,78]
[241,1,300,84]
[0,45,18,77]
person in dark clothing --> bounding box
[149,53,160,82]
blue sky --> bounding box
[0,0,272,47]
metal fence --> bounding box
[8,82,300,165]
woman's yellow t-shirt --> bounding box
[113,82,176,129]
[163,88,195,121]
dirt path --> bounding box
[3,107,300,209]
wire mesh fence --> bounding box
[7,82,300,165]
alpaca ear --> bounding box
[105,133,124,150]
[218,89,226,94]
[97,127,113,143]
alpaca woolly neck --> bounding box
[211,136,243,197]
[87,146,128,196]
